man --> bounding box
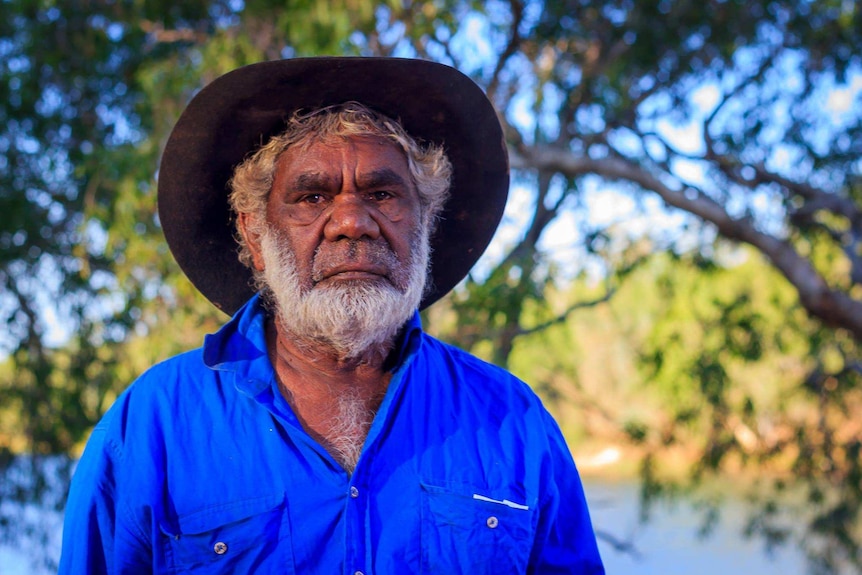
[60,58,604,574]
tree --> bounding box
[369,1,862,571]
[0,1,382,571]
[630,247,862,574]
[367,0,862,360]
[2,0,861,572]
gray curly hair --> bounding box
[228,102,452,269]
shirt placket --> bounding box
[341,352,415,575]
[343,474,371,575]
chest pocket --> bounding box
[420,482,535,574]
[159,493,293,574]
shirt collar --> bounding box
[202,294,425,393]
[389,311,423,372]
[203,293,273,396]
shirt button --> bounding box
[486,516,499,529]
[354,571,365,575]
[214,541,228,554]
[350,486,359,498]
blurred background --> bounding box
[1,0,860,573]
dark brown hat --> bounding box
[158,57,509,315]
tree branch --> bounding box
[517,285,616,338]
[511,145,862,340]
[595,528,642,559]
[139,21,208,45]
[752,164,862,225]
[486,0,524,102]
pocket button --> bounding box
[486,516,499,529]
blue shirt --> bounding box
[60,295,604,574]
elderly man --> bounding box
[60,58,604,574]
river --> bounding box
[585,481,812,574]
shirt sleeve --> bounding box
[528,411,605,574]
[58,408,152,574]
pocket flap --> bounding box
[158,492,290,573]
[173,492,284,536]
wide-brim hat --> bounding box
[158,57,509,315]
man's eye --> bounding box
[300,194,325,204]
[371,190,393,201]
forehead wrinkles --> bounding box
[277,137,411,190]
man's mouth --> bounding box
[312,239,399,285]
[313,264,389,284]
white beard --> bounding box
[258,227,429,360]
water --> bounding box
[0,481,819,574]
[586,481,809,574]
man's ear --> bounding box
[237,212,266,272]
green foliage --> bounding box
[2,0,862,572]
[0,1,382,571]
[453,242,862,572]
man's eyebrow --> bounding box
[360,168,410,189]
[292,172,333,191]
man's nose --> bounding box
[323,195,381,241]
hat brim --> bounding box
[158,57,509,315]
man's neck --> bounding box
[264,317,395,472]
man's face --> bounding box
[263,135,423,294]
[244,135,428,357]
